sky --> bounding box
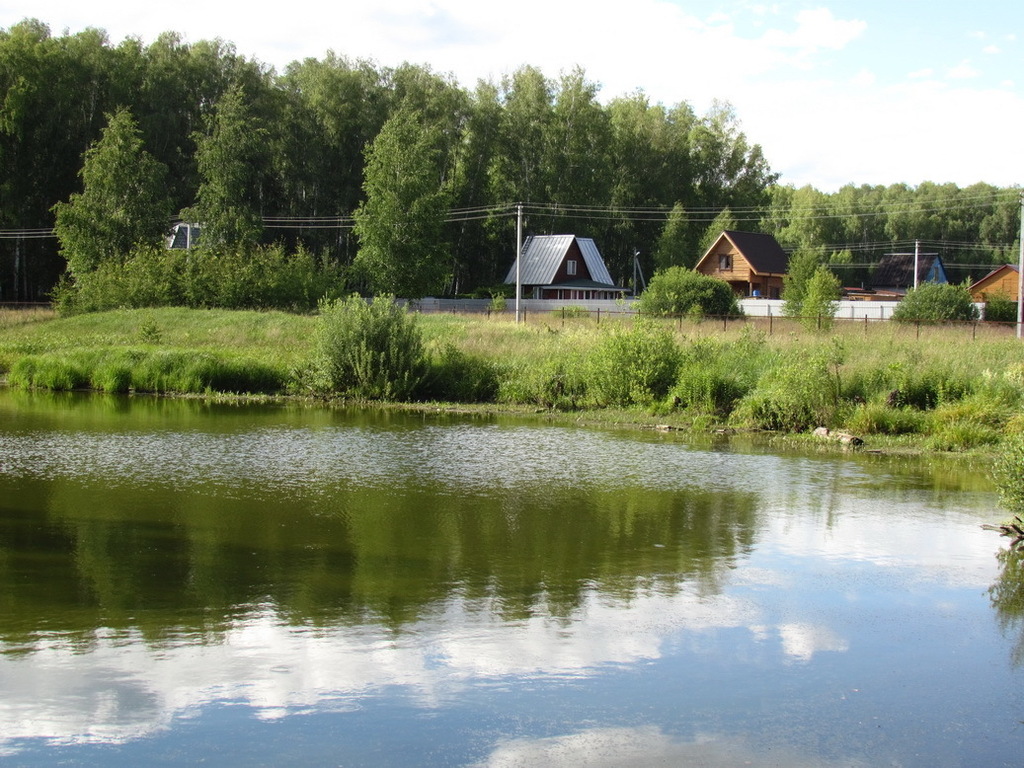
[5,0,1023,192]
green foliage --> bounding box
[309,295,426,400]
[638,267,740,317]
[781,245,824,317]
[696,208,739,256]
[731,343,844,431]
[353,109,452,298]
[420,343,499,402]
[588,322,681,406]
[52,108,173,275]
[801,266,841,330]
[891,282,980,323]
[8,348,284,394]
[985,294,1018,323]
[653,203,696,270]
[670,338,749,416]
[843,402,927,435]
[54,244,345,314]
[181,84,267,250]
[497,354,591,410]
[995,434,1024,515]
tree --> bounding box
[781,245,824,317]
[801,266,841,330]
[183,83,267,250]
[653,202,697,271]
[696,207,739,256]
[52,107,172,275]
[353,108,452,298]
[891,282,980,323]
[637,266,740,317]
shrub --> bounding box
[891,282,980,323]
[731,344,844,432]
[670,337,748,416]
[54,243,346,315]
[588,321,681,407]
[309,295,426,400]
[996,435,1024,515]
[984,294,1018,323]
[420,343,499,402]
[638,267,740,317]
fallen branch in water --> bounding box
[981,515,1024,550]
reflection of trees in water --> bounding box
[990,548,1024,667]
[0,478,760,643]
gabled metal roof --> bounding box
[504,235,615,286]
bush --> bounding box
[420,343,499,402]
[891,282,980,323]
[984,294,1018,323]
[731,344,844,432]
[669,338,747,416]
[638,267,741,317]
[54,243,346,315]
[588,321,681,407]
[309,295,426,400]
[996,435,1024,515]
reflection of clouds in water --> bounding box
[474,726,870,768]
[777,622,849,662]
[757,511,997,589]
[0,584,835,750]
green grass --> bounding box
[2,306,1024,453]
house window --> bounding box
[566,259,577,276]
[718,254,731,271]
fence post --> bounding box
[597,308,601,324]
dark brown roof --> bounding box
[720,230,789,274]
[872,252,946,289]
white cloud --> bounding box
[947,59,980,79]
[983,44,1001,54]
[761,7,867,53]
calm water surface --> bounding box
[1,390,1022,766]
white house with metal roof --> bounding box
[504,235,627,300]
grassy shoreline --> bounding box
[1,306,1022,458]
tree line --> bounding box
[1,19,1020,304]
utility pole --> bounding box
[914,240,920,290]
[515,203,523,324]
[1017,192,1023,339]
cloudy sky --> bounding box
[6,1,1023,191]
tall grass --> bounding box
[4,307,1024,451]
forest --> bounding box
[0,18,1020,304]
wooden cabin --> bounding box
[970,264,1019,302]
[504,235,628,300]
[694,231,788,298]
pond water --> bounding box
[1,390,1022,767]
